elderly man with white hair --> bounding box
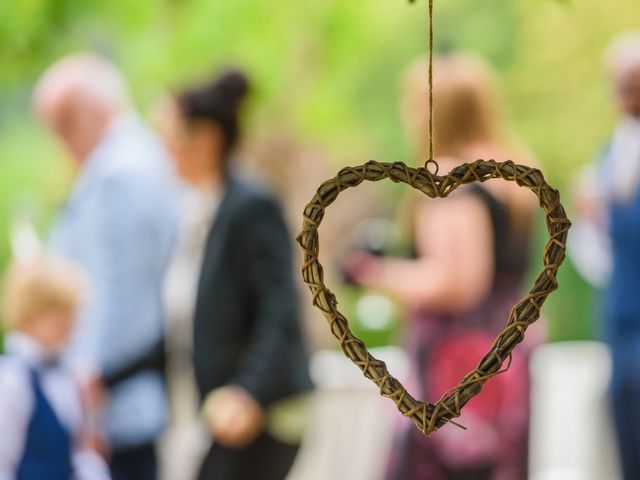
[33,53,178,480]
[573,32,640,480]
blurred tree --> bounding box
[1,0,639,340]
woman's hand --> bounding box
[343,194,493,311]
[202,385,265,448]
[342,250,380,285]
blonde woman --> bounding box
[347,52,541,480]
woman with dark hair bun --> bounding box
[160,70,313,480]
[178,70,248,156]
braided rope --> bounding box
[296,159,571,435]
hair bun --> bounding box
[214,69,249,107]
[178,68,251,154]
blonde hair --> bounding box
[1,255,84,330]
[401,52,506,158]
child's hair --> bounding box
[1,254,84,330]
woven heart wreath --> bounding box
[297,159,570,434]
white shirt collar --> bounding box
[101,111,138,140]
[4,332,60,367]
[84,111,138,165]
[67,111,139,201]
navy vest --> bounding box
[16,367,74,480]
[606,184,640,340]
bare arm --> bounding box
[352,194,494,312]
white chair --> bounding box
[529,341,621,480]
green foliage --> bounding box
[1,0,639,341]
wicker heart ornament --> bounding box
[297,159,570,435]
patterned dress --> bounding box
[387,186,538,480]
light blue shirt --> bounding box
[50,114,178,449]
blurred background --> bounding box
[1,0,639,479]
[4,0,640,338]
[4,0,640,340]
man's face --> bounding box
[615,64,640,118]
[41,94,108,165]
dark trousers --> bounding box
[611,359,640,480]
[110,442,157,480]
[198,433,299,480]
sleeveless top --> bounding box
[17,367,73,480]
[470,185,530,281]
[411,185,530,282]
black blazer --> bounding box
[193,176,313,407]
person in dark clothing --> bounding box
[159,69,313,480]
[573,33,640,480]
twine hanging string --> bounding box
[411,0,438,174]
[427,0,434,165]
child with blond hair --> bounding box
[0,254,110,480]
